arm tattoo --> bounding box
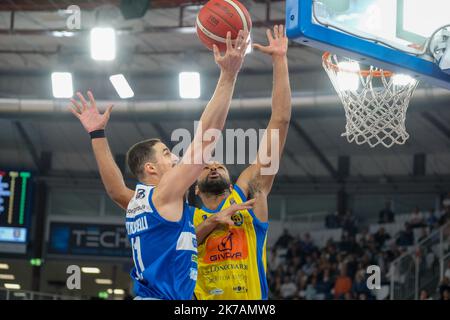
[248,176,262,199]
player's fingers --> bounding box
[279,24,284,37]
[239,31,250,54]
[252,43,269,53]
[273,25,279,39]
[252,43,263,51]
[266,28,274,42]
[233,30,242,50]
[240,41,249,56]
[68,106,81,119]
[87,90,97,110]
[70,98,82,113]
[213,44,221,60]
[226,31,232,52]
[104,104,114,117]
[242,198,256,206]
[76,92,88,111]
[238,205,253,211]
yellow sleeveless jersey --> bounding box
[193,184,269,300]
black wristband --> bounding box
[89,129,105,139]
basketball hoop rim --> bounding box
[322,52,393,77]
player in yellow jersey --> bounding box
[193,24,291,300]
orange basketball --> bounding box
[196,0,252,52]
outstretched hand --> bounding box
[215,198,256,227]
[253,24,288,57]
[213,30,250,77]
[69,91,113,133]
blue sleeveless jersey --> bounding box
[125,184,198,300]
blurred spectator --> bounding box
[280,275,297,299]
[409,207,425,228]
[325,211,341,229]
[358,292,368,300]
[339,233,351,253]
[442,289,450,301]
[285,240,299,262]
[445,261,450,280]
[304,277,318,300]
[374,227,391,249]
[325,242,338,264]
[438,277,450,300]
[438,204,450,226]
[342,210,358,236]
[379,200,395,224]
[301,233,316,255]
[345,254,358,279]
[271,271,283,298]
[296,271,308,299]
[343,292,353,300]
[268,247,281,273]
[316,268,333,300]
[419,289,431,300]
[357,227,370,244]
[275,229,293,249]
[334,265,352,299]
[426,209,439,229]
[417,228,429,243]
[425,249,437,270]
[301,255,315,276]
[396,223,414,246]
[351,269,371,298]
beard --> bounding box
[197,176,230,196]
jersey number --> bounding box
[131,236,145,280]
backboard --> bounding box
[286,0,450,89]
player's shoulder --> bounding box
[126,184,155,217]
[230,184,248,203]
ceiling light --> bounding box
[81,267,100,274]
[51,72,73,98]
[113,289,125,295]
[90,27,116,61]
[4,283,21,290]
[110,74,134,99]
[179,72,200,99]
[95,279,112,285]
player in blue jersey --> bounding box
[69,31,250,299]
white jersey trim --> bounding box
[126,185,154,219]
[176,232,197,252]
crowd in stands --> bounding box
[268,200,450,300]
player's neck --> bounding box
[200,190,230,211]
[140,176,159,187]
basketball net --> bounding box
[322,52,419,148]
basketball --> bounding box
[196,0,252,52]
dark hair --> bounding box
[126,138,161,179]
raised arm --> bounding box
[69,91,134,209]
[196,199,255,244]
[236,25,291,221]
[154,31,249,207]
